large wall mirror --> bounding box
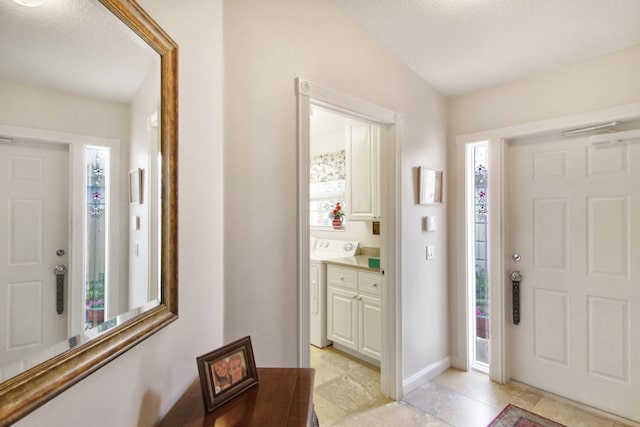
[0,0,177,424]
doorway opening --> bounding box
[467,142,489,372]
[308,105,386,420]
[296,77,399,403]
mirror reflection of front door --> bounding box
[507,135,640,421]
[0,140,69,371]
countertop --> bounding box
[325,255,380,272]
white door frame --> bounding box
[296,77,402,399]
[454,102,640,383]
[0,124,120,338]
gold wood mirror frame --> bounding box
[0,0,178,424]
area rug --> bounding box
[487,404,567,427]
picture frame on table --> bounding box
[196,336,258,412]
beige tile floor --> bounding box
[311,345,393,426]
[311,346,639,427]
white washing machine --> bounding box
[310,239,359,347]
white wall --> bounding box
[14,0,224,425]
[0,79,130,136]
[446,44,640,363]
[129,58,161,310]
[223,0,449,384]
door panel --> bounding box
[508,136,639,421]
[0,141,69,368]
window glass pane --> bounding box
[474,144,489,365]
[310,149,346,228]
[310,198,347,227]
[85,147,108,329]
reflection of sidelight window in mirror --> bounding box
[85,147,109,329]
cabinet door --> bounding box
[346,122,379,221]
[358,294,381,360]
[327,286,357,350]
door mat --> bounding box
[487,404,567,427]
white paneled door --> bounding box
[507,135,639,422]
[0,140,69,370]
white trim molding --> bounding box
[296,78,399,124]
[296,77,402,399]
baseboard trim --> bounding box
[402,356,450,396]
[332,343,380,368]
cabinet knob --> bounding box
[372,283,378,287]
[352,295,357,299]
[358,296,362,300]
[340,277,345,280]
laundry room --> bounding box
[309,105,383,363]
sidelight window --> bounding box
[468,142,489,371]
[85,147,109,329]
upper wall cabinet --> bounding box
[346,122,380,221]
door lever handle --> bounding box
[54,264,66,315]
[511,271,522,325]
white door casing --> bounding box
[507,134,639,421]
[296,77,401,399]
[0,140,69,369]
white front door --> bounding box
[0,140,69,369]
[507,135,639,421]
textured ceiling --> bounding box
[326,0,640,96]
[0,0,156,103]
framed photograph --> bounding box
[129,168,143,204]
[196,336,258,413]
[418,167,443,204]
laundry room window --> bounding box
[310,150,346,228]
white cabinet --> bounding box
[358,294,381,360]
[327,265,381,361]
[346,122,380,221]
[326,286,357,348]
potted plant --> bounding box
[475,265,488,338]
[331,202,344,229]
[476,301,488,339]
[86,279,105,324]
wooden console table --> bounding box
[159,368,315,427]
